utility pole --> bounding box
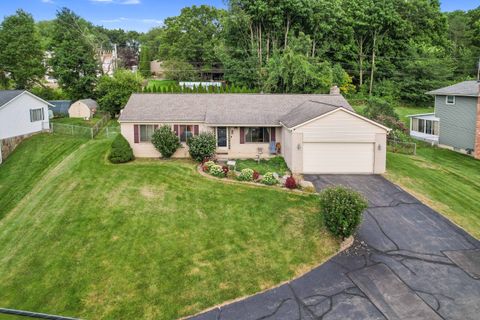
[113,43,118,73]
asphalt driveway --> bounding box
[189,175,480,320]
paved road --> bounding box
[189,175,480,320]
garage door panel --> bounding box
[303,143,374,174]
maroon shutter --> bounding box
[194,125,199,135]
[271,127,276,141]
[240,127,245,144]
[173,124,179,136]
[134,125,139,143]
[154,124,158,130]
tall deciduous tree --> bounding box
[0,10,45,89]
[50,8,99,100]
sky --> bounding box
[0,0,478,32]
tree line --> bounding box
[0,1,478,107]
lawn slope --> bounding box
[0,134,85,219]
[386,145,480,238]
[0,135,337,320]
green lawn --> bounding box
[386,145,480,238]
[146,79,178,90]
[0,135,338,319]
[0,134,86,219]
[236,156,289,175]
[51,114,106,127]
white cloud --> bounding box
[41,0,55,3]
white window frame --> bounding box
[445,95,455,105]
[30,108,44,122]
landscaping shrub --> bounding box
[109,134,134,163]
[285,176,297,189]
[210,164,225,178]
[253,170,260,181]
[203,160,215,172]
[319,186,368,239]
[261,172,277,185]
[222,165,229,176]
[151,125,180,158]
[187,132,217,162]
[238,168,254,181]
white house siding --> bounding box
[293,110,387,174]
[0,93,50,140]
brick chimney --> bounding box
[475,83,480,159]
[330,85,340,95]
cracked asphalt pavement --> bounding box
[188,175,480,320]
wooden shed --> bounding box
[68,99,99,120]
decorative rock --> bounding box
[299,180,315,190]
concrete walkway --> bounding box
[189,175,480,320]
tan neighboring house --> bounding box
[118,88,390,174]
[68,99,99,120]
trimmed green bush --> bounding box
[319,186,368,239]
[187,132,217,162]
[237,168,254,181]
[109,134,134,163]
[210,164,225,178]
[261,172,277,185]
[151,125,181,158]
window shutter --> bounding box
[154,124,158,130]
[30,110,33,122]
[240,127,245,144]
[271,127,276,141]
[174,125,179,136]
[194,125,199,135]
[134,125,139,143]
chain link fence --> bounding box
[50,114,110,139]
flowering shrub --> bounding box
[203,160,215,172]
[285,176,297,189]
[238,168,254,181]
[261,172,277,185]
[252,170,260,181]
[210,164,225,178]
[222,165,229,176]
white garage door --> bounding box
[303,143,374,174]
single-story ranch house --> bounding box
[119,88,390,174]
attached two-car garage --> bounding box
[283,108,389,174]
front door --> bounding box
[217,127,228,151]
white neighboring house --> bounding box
[0,90,52,163]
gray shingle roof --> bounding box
[76,98,99,110]
[279,100,353,128]
[0,90,25,108]
[119,93,354,127]
[427,80,480,97]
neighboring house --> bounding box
[49,100,72,116]
[68,99,99,120]
[119,87,390,174]
[408,80,480,159]
[0,90,52,163]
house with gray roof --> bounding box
[408,80,480,159]
[118,87,390,174]
[0,90,52,163]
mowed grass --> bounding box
[236,156,290,175]
[386,145,480,238]
[146,79,178,90]
[0,135,338,319]
[0,134,86,219]
[51,115,104,127]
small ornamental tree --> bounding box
[151,125,180,158]
[187,132,216,162]
[319,186,368,239]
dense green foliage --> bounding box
[109,134,134,164]
[260,172,278,185]
[319,186,368,239]
[151,125,181,158]
[95,69,143,117]
[0,10,45,89]
[209,164,225,178]
[187,132,217,162]
[138,45,151,77]
[50,8,100,100]
[237,168,254,181]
